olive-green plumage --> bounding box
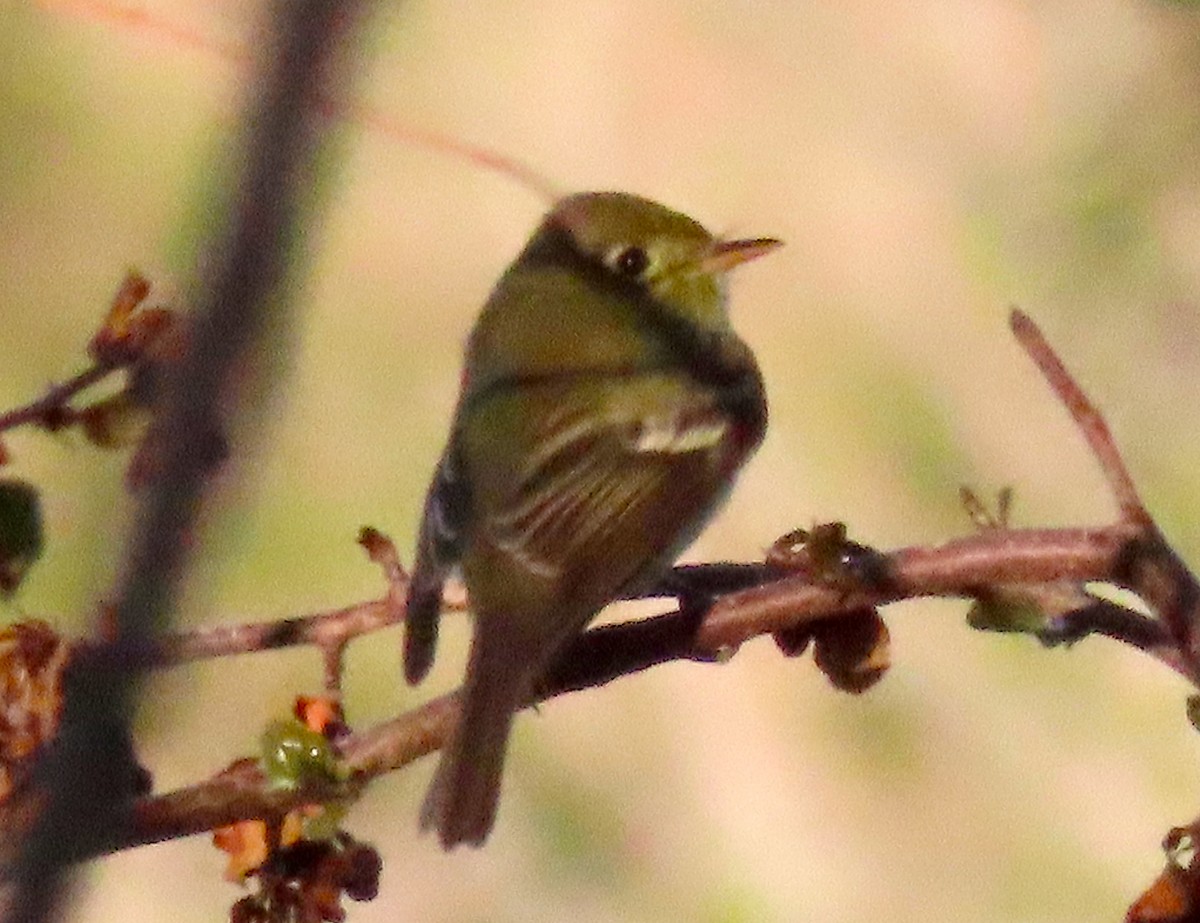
[405,191,778,848]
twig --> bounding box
[73,530,458,671]
[73,523,1126,674]
[0,270,159,439]
[76,599,400,670]
[1010,308,1151,527]
[43,0,563,205]
[1039,600,1171,652]
[0,363,117,435]
[1011,308,1200,657]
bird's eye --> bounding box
[611,245,649,278]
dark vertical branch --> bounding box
[1,3,374,922]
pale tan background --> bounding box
[3,1,1200,920]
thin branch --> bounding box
[66,520,1188,687]
[0,272,157,438]
[1039,600,1172,652]
[73,530,459,672]
[1010,308,1151,527]
[43,0,564,205]
[1011,308,1200,657]
[68,535,755,674]
[76,598,400,670]
[0,363,117,434]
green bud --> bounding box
[259,718,343,790]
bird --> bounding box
[404,190,779,848]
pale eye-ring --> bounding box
[609,245,650,278]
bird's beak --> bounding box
[701,237,783,274]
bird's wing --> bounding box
[404,444,470,685]
[472,376,736,591]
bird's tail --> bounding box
[420,624,528,848]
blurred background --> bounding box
[4,0,1200,920]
